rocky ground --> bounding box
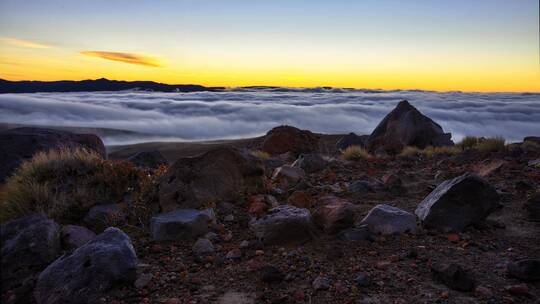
[102,151,540,304]
[1,100,539,304]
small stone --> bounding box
[225,248,242,260]
[224,214,235,222]
[447,233,460,243]
[474,286,493,299]
[135,273,153,289]
[192,238,215,255]
[260,265,284,283]
[505,284,530,296]
[255,250,265,256]
[355,272,371,287]
[239,240,250,248]
[312,276,331,291]
[431,263,476,291]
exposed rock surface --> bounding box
[261,125,319,156]
[356,204,417,235]
[367,100,453,153]
[313,196,356,233]
[34,227,137,304]
[0,127,106,183]
[1,214,61,301]
[159,147,264,211]
[250,205,316,245]
[524,136,540,145]
[61,225,96,250]
[150,208,215,242]
[192,238,215,256]
[336,133,369,151]
[127,150,168,169]
[415,173,500,232]
[292,153,327,173]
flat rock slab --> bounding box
[356,204,417,235]
[415,173,500,232]
[34,227,137,304]
[150,208,215,242]
[250,205,316,245]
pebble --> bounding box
[355,272,371,287]
[312,276,331,291]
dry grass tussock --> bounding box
[342,145,371,161]
[0,147,159,224]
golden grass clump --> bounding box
[422,146,461,158]
[250,150,271,160]
[342,145,370,161]
[457,136,480,150]
[399,146,421,157]
[0,147,141,223]
[476,136,506,153]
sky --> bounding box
[0,0,539,92]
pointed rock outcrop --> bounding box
[367,100,453,153]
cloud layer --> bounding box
[0,89,538,145]
[80,51,161,67]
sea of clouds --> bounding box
[0,88,539,145]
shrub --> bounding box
[476,136,506,153]
[521,140,540,152]
[0,147,141,223]
[251,150,271,160]
[422,146,461,158]
[399,146,421,157]
[342,145,370,161]
[457,136,480,150]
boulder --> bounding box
[292,153,327,173]
[34,227,137,304]
[83,203,126,232]
[431,263,476,292]
[150,208,215,242]
[287,191,313,208]
[0,127,106,183]
[249,205,316,245]
[507,259,540,282]
[159,147,264,211]
[415,173,500,232]
[127,150,168,169]
[336,133,369,151]
[261,125,319,156]
[271,165,305,187]
[61,225,96,250]
[367,100,453,153]
[1,214,61,300]
[356,204,417,235]
[313,196,356,233]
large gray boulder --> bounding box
[0,127,106,183]
[159,147,264,211]
[415,173,500,232]
[292,153,327,173]
[249,205,316,245]
[150,208,215,242]
[356,204,417,235]
[34,227,137,304]
[1,214,61,301]
[367,100,453,153]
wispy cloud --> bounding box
[1,37,52,49]
[80,51,161,67]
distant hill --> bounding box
[0,78,224,93]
